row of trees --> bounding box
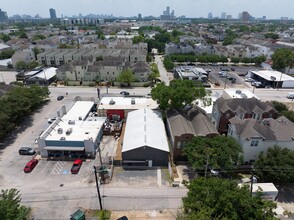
[0,85,49,141]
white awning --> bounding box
[44,146,85,151]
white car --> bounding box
[244,78,254,82]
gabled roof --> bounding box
[167,106,219,137]
[215,97,276,114]
[123,109,169,153]
[230,116,294,141]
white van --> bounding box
[287,93,294,99]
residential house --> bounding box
[211,97,278,135]
[11,50,35,67]
[166,106,219,162]
[131,61,150,82]
[226,45,247,58]
[228,116,294,163]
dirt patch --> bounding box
[110,209,180,220]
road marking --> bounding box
[41,161,50,174]
[51,161,65,174]
[157,168,162,187]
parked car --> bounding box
[287,93,294,99]
[244,78,254,82]
[71,159,83,174]
[120,91,130,96]
[238,72,247,76]
[219,71,228,77]
[19,147,36,155]
[48,117,57,124]
[24,159,38,173]
[57,96,64,101]
[227,77,236,83]
[230,67,235,71]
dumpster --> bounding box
[70,209,85,220]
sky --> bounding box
[1,0,293,19]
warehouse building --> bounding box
[122,108,169,167]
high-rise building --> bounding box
[49,8,57,19]
[160,6,175,20]
[241,11,250,22]
[138,13,142,20]
[0,9,8,22]
[221,12,226,19]
[208,12,212,19]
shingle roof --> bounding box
[167,106,219,137]
[215,97,276,114]
[230,116,294,141]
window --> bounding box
[176,141,186,149]
[250,140,259,147]
[225,113,230,119]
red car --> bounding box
[24,159,38,173]
[71,159,82,174]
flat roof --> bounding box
[62,101,94,121]
[223,89,260,100]
[252,183,278,192]
[123,108,169,153]
[251,70,294,82]
[45,117,106,141]
[98,96,158,110]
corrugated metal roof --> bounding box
[122,108,169,153]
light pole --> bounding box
[93,166,103,210]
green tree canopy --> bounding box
[0,33,11,42]
[15,61,27,71]
[0,188,31,220]
[272,48,294,72]
[183,136,242,171]
[0,49,15,60]
[117,69,135,86]
[180,178,277,220]
[264,32,279,39]
[151,79,206,110]
[255,146,294,183]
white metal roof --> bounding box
[0,43,10,50]
[98,96,158,110]
[251,70,294,82]
[62,101,94,121]
[29,67,57,80]
[122,108,169,153]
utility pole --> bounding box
[93,166,103,210]
[204,154,209,178]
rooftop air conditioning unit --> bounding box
[66,128,73,135]
[68,120,75,125]
[109,99,115,105]
[131,98,135,105]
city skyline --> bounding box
[1,0,294,19]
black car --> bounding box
[120,91,130,96]
[57,96,64,101]
[19,147,36,155]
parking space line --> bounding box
[51,161,65,175]
[41,161,50,174]
[157,168,162,187]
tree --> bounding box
[0,188,31,220]
[183,136,242,171]
[272,48,294,72]
[117,69,135,86]
[264,32,279,40]
[15,61,27,71]
[151,79,206,110]
[0,33,11,42]
[0,49,15,59]
[180,178,277,220]
[255,146,294,183]
[271,101,294,123]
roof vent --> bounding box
[68,120,75,125]
[66,128,73,135]
[235,90,242,94]
[60,137,66,140]
[109,99,115,105]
